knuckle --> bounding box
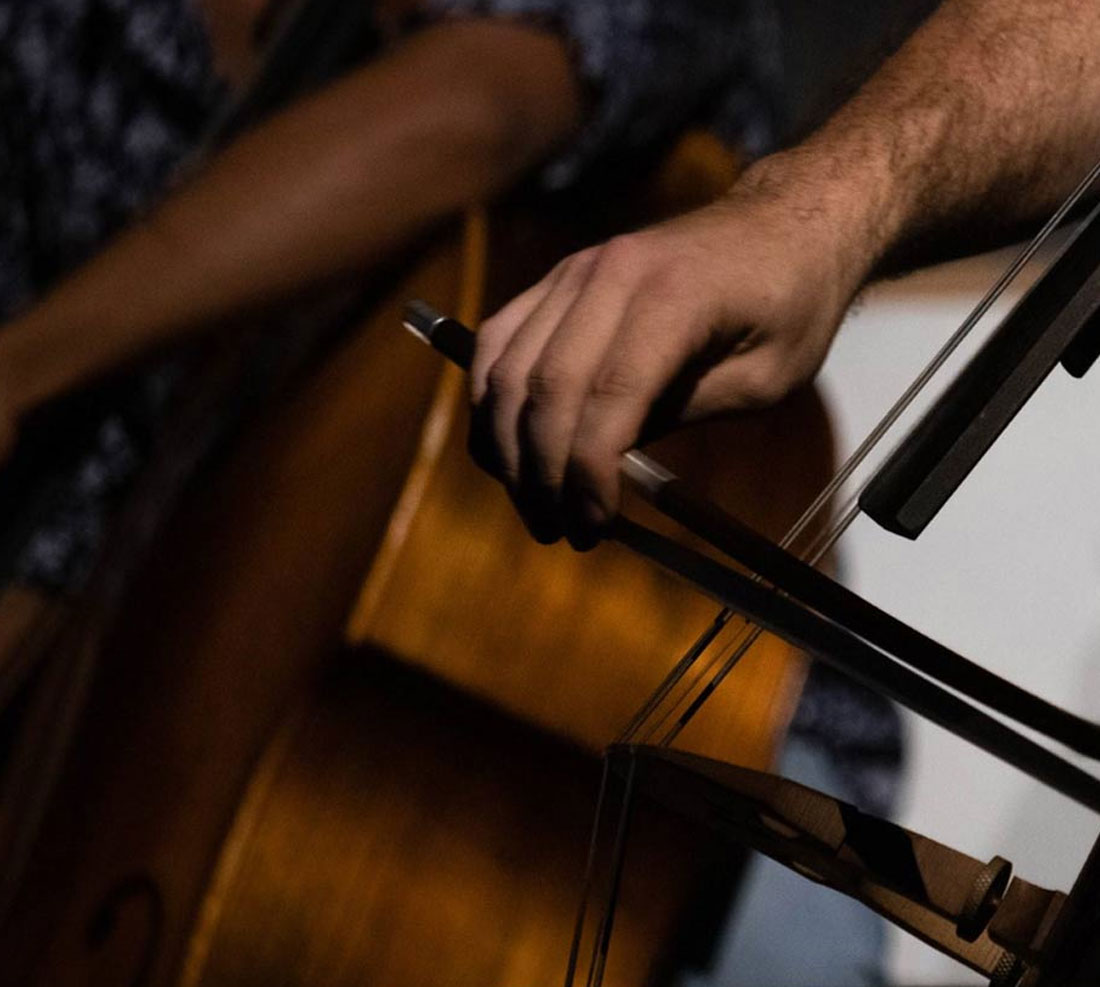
[518,419,563,487]
[548,248,598,289]
[589,361,639,402]
[478,311,505,338]
[531,453,566,489]
[567,442,619,521]
[486,358,524,399]
[642,265,682,299]
[497,462,521,490]
[566,245,601,275]
[500,456,521,482]
[525,361,572,405]
[477,307,518,349]
[595,235,644,275]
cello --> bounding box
[0,7,834,982]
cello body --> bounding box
[0,138,834,986]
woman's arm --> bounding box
[0,17,579,437]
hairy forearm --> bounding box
[738,0,1100,292]
[0,18,578,418]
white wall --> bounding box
[816,243,1100,985]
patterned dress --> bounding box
[0,0,900,815]
[0,0,220,590]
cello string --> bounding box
[655,501,862,748]
[773,156,1100,552]
[627,507,836,746]
[639,504,850,748]
[565,757,614,987]
[612,514,1100,811]
[615,609,734,744]
[625,156,1100,745]
[634,618,750,745]
[586,754,638,987]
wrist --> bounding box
[727,144,891,310]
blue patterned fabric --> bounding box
[0,0,218,317]
[0,0,219,590]
[423,0,778,186]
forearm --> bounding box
[0,18,578,418]
[735,0,1100,295]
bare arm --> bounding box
[799,0,1100,264]
[0,18,578,448]
[468,0,1100,546]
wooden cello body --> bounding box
[0,137,834,986]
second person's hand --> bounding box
[468,154,881,548]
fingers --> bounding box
[563,293,706,533]
[515,266,641,537]
[472,238,716,547]
[470,275,552,407]
[469,250,600,491]
[466,194,848,551]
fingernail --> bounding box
[564,494,609,551]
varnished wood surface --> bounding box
[181,653,731,987]
[0,587,64,709]
[0,136,836,987]
[352,387,833,767]
[349,134,834,767]
[0,235,462,984]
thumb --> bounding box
[678,348,802,424]
[635,346,781,445]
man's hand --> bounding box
[469,160,875,547]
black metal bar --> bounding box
[1037,831,1100,986]
[587,756,637,987]
[860,201,1100,539]
[564,758,613,987]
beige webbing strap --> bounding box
[616,745,1066,986]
